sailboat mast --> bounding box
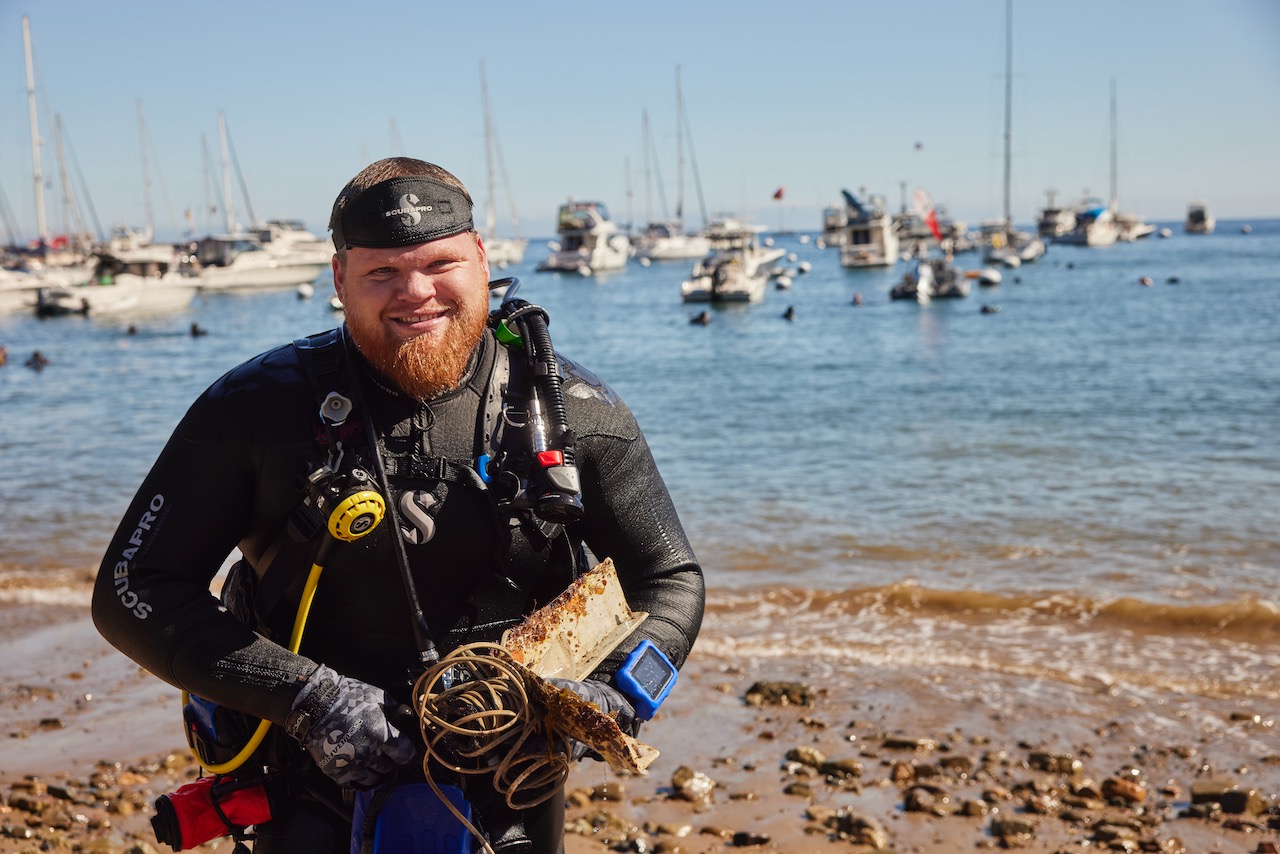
[22,15,48,244]
[1109,78,1118,211]
[480,61,497,241]
[641,109,653,226]
[1002,0,1012,234]
[218,112,235,233]
[675,65,685,229]
[138,100,155,237]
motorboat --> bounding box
[890,255,970,304]
[34,251,200,317]
[1115,211,1156,242]
[537,201,630,276]
[1055,200,1119,247]
[892,207,972,255]
[252,219,333,266]
[1036,190,1077,239]
[833,190,899,269]
[634,221,710,262]
[1185,201,1215,234]
[680,217,785,303]
[191,235,328,290]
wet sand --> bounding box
[1,603,1276,853]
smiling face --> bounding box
[333,230,490,399]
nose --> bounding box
[399,269,438,301]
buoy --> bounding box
[775,275,792,290]
[297,282,314,300]
[1139,276,1153,286]
[638,256,651,267]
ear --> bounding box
[331,253,345,301]
[475,234,490,281]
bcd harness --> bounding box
[238,290,587,657]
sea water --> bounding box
[1,220,1276,702]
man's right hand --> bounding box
[288,664,417,789]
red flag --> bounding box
[924,208,942,244]
[772,187,784,201]
[912,187,943,243]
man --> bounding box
[92,157,705,852]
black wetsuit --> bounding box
[92,326,704,852]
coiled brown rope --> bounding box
[412,643,573,853]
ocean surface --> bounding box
[2,219,1277,706]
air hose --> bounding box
[492,277,584,523]
[185,483,386,775]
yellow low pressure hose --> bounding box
[185,557,326,775]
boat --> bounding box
[1185,201,1215,234]
[1115,212,1155,242]
[1058,80,1145,248]
[834,190,899,269]
[679,217,785,303]
[634,70,711,263]
[979,219,1045,267]
[252,219,333,266]
[536,201,630,276]
[478,62,526,268]
[1055,199,1119,247]
[189,114,328,288]
[1036,190,1077,239]
[190,235,327,290]
[981,0,1045,269]
[890,254,971,304]
[892,206,972,255]
[34,251,200,317]
[634,220,710,262]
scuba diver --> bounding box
[92,157,705,853]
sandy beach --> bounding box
[1,593,1276,854]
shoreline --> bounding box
[1,609,1277,853]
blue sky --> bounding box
[2,0,1277,243]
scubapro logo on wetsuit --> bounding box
[383,193,432,227]
[111,494,161,620]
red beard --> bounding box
[349,300,488,399]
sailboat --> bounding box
[1111,81,1155,242]
[191,113,328,290]
[1057,80,1152,247]
[479,62,526,268]
[981,0,1045,268]
[634,67,710,263]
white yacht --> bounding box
[1185,201,1215,234]
[680,217,785,303]
[192,235,328,290]
[833,191,899,269]
[536,201,630,276]
[34,250,199,317]
[634,221,711,262]
[1115,212,1155,242]
[1055,200,1119,247]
